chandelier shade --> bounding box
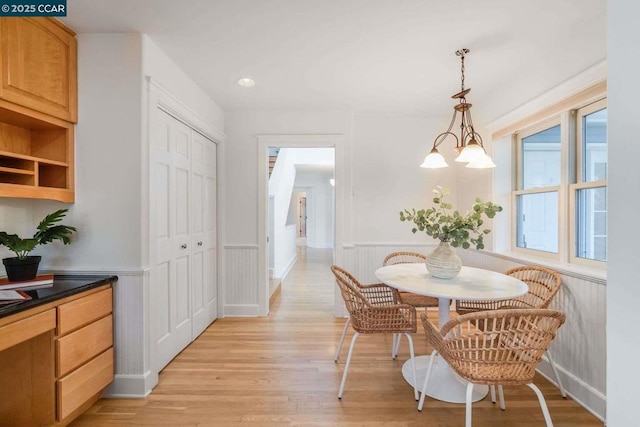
[420,148,449,168]
[421,49,495,169]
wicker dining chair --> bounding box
[383,252,440,308]
[380,252,444,359]
[455,265,567,398]
[330,265,419,400]
[333,273,401,363]
[418,309,566,427]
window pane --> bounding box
[583,108,607,182]
[522,125,561,189]
[576,187,607,261]
[516,192,558,253]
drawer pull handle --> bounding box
[181,244,188,249]
[197,241,203,246]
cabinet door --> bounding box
[0,18,77,122]
[152,109,193,371]
[190,131,217,338]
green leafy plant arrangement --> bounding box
[400,187,502,250]
[0,209,77,260]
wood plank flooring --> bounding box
[71,248,604,426]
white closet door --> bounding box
[203,137,218,325]
[190,130,217,337]
[153,109,193,370]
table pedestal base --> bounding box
[402,355,488,403]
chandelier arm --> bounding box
[432,132,458,149]
[462,109,478,146]
[471,132,485,149]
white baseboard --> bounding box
[223,304,261,317]
[279,254,297,281]
[103,371,156,398]
[537,358,606,422]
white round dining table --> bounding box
[374,263,528,404]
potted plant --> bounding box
[0,209,76,281]
[400,187,502,279]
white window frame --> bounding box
[510,96,606,268]
[569,98,608,268]
[512,117,564,261]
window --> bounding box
[514,121,562,256]
[512,96,607,267]
[572,99,607,265]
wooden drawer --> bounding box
[57,288,112,336]
[57,347,113,421]
[0,308,56,352]
[57,314,113,377]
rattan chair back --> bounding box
[456,265,562,314]
[383,251,427,266]
[331,265,416,334]
[382,252,439,308]
[504,266,562,309]
[422,308,566,385]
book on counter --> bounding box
[0,274,54,290]
[0,289,31,304]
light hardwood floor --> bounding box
[72,248,603,426]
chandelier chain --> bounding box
[460,53,465,92]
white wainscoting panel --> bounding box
[224,245,260,316]
[342,243,436,284]
[105,269,155,397]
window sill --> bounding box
[474,250,607,285]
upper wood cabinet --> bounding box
[0,18,77,123]
[0,18,76,202]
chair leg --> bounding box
[334,317,351,362]
[526,383,554,427]
[393,333,402,359]
[465,382,474,427]
[404,333,419,401]
[418,350,437,411]
[546,350,567,398]
[338,332,359,399]
[498,385,505,410]
[490,385,496,403]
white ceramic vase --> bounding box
[426,241,462,279]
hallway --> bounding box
[72,248,602,426]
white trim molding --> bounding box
[257,134,345,317]
[486,60,606,134]
[146,77,226,143]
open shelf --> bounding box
[0,100,73,202]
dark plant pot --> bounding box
[2,256,41,281]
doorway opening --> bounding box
[266,146,335,312]
[256,134,342,316]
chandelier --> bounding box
[420,49,495,169]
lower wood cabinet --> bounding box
[55,287,114,424]
[0,284,114,426]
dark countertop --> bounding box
[0,274,118,319]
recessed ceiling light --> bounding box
[237,77,255,87]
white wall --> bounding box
[5,32,225,398]
[293,171,334,249]
[607,1,640,425]
[268,148,297,278]
[142,36,225,133]
[225,111,351,244]
[1,34,145,271]
[351,116,457,244]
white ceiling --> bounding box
[61,0,606,122]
